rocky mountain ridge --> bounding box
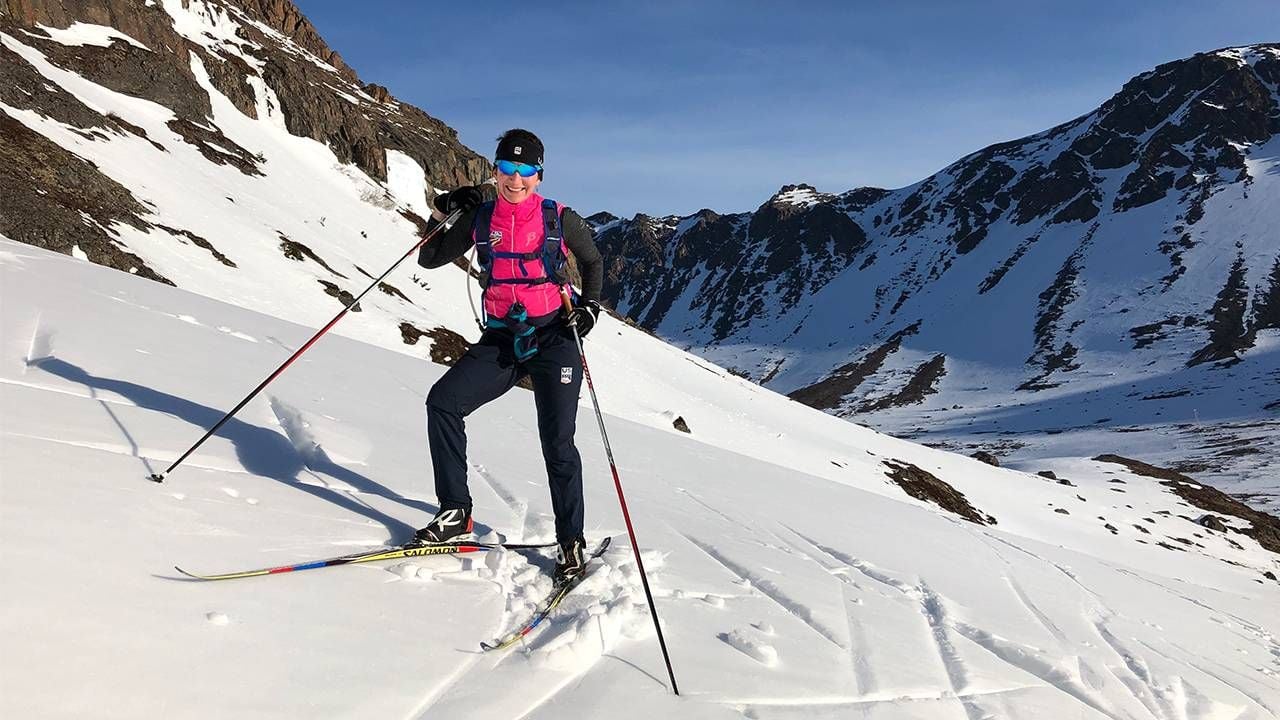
[1,0,487,281]
[593,45,1280,508]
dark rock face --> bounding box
[1252,257,1280,335]
[597,185,868,342]
[166,117,264,176]
[1105,52,1277,213]
[1188,250,1250,366]
[0,114,171,284]
[0,0,488,279]
[235,0,359,80]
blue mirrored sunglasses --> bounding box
[495,159,541,178]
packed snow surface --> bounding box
[30,22,150,50]
[3,239,1278,719]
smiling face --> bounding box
[493,163,541,204]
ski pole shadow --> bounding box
[32,356,432,540]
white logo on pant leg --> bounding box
[561,367,573,384]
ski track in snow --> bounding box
[917,582,989,720]
[680,533,846,649]
[1003,574,1070,646]
[470,463,532,540]
[838,582,878,697]
[1112,567,1268,642]
[951,618,1124,719]
[778,525,1171,719]
[1136,636,1280,717]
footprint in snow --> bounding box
[216,326,258,342]
[205,612,229,626]
[221,488,240,499]
[390,563,434,581]
[720,629,778,667]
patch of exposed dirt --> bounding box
[978,234,1036,294]
[397,323,530,391]
[316,280,359,311]
[1141,389,1191,400]
[1129,315,1191,349]
[155,224,235,267]
[860,353,946,412]
[423,326,467,366]
[882,459,996,525]
[787,321,921,411]
[378,282,410,302]
[278,232,347,277]
[970,451,1000,467]
[1094,454,1280,555]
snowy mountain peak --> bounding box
[596,43,1280,511]
[768,183,831,210]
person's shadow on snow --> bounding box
[33,356,433,541]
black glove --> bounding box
[566,300,600,338]
[433,185,484,215]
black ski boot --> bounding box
[553,536,587,583]
[407,507,474,546]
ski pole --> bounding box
[561,289,680,695]
[150,210,464,483]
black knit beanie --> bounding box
[495,129,544,177]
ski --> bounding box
[174,539,557,581]
[480,536,613,652]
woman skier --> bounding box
[412,129,604,582]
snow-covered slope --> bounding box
[594,46,1280,511]
[3,3,1279,715]
[1,0,485,356]
[4,238,1279,718]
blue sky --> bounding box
[297,1,1280,217]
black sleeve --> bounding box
[416,208,479,268]
[562,208,603,303]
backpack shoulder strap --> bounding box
[541,198,566,283]
[472,201,496,286]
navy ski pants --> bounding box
[426,324,585,543]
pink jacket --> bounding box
[476,192,566,321]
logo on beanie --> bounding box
[514,146,523,155]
